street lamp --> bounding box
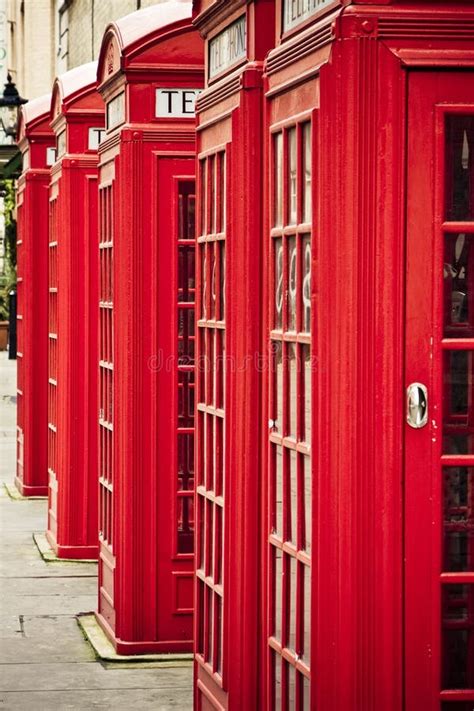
[0,74,27,143]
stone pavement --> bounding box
[0,352,193,710]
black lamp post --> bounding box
[0,74,27,143]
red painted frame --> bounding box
[192,1,275,707]
[15,95,55,497]
[46,62,104,559]
[95,4,203,655]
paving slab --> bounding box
[0,688,193,711]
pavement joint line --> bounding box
[77,614,194,666]
[32,532,98,564]
[0,575,98,579]
[0,686,194,692]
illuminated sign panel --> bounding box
[209,15,246,79]
[283,0,333,32]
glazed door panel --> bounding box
[406,72,474,711]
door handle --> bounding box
[406,382,428,429]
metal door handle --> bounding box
[406,382,428,429]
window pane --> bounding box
[288,343,297,439]
[443,350,474,454]
[275,342,283,434]
[303,563,311,665]
[302,123,312,223]
[274,546,283,641]
[442,584,474,689]
[444,233,474,335]
[274,651,282,710]
[274,133,283,227]
[446,115,474,221]
[288,664,296,709]
[302,344,312,444]
[443,467,474,572]
[288,236,297,331]
[304,456,311,555]
[275,445,283,536]
[274,237,283,330]
[290,450,297,545]
[288,128,297,225]
[302,234,311,333]
[287,555,297,651]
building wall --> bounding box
[7,0,55,101]
[6,0,170,101]
[68,0,170,70]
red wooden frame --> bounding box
[46,62,104,559]
[95,3,203,655]
[15,95,55,497]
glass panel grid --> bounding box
[99,185,114,549]
[269,122,312,709]
[441,115,474,700]
[195,150,226,681]
[47,198,59,504]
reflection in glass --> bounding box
[274,651,282,710]
[274,132,283,227]
[219,242,225,321]
[442,584,474,689]
[276,445,283,536]
[288,236,297,331]
[303,563,311,665]
[290,450,297,545]
[288,664,296,708]
[443,351,474,454]
[304,456,311,555]
[446,115,474,221]
[303,122,312,223]
[302,234,311,333]
[288,555,297,651]
[303,344,312,444]
[288,128,297,225]
[274,238,283,330]
[444,233,474,334]
[275,342,283,433]
[443,467,474,572]
[216,594,223,675]
[274,547,283,640]
[289,343,297,438]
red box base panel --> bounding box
[95,612,193,656]
[45,530,98,560]
[14,477,48,497]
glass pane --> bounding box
[219,241,225,321]
[216,594,223,675]
[288,665,296,709]
[219,152,225,233]
[275,342,283,434]
[442,584,474,689]
[288,555,297,651]
[288,343,297,439]
[302,234,311,333]
[302,344,312,444]
[302,123,312,224]
[276,445,283,536]
[443,467,474,572]
[303,676,311,709]
[443,350,474,454]
[274,132,283,227]
[446,115,474,221]
[274,651,282,710]
[444,233,474,335]
[290,450,297,545]
[303,563,311,665]
[304,456,311,555]
[288,128,297,225]
[274,237,283,330]
[274,546,283,641]
[288,236,297,331]
[178,245,195,302]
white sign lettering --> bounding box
[88,127,106,149]
[46,147,56,166]
[283,0,333,32]
[155,89,202,118]
[209,15,246,79]
[106,92,125,130]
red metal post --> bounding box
[46,62,104,559]
[94,3,204,654]
[15,95,55,497]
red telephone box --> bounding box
[15,94,55,497]
[95,3,203,654]
[192,2,275,707]
[194,1,474,710]
[46,62,104,559]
